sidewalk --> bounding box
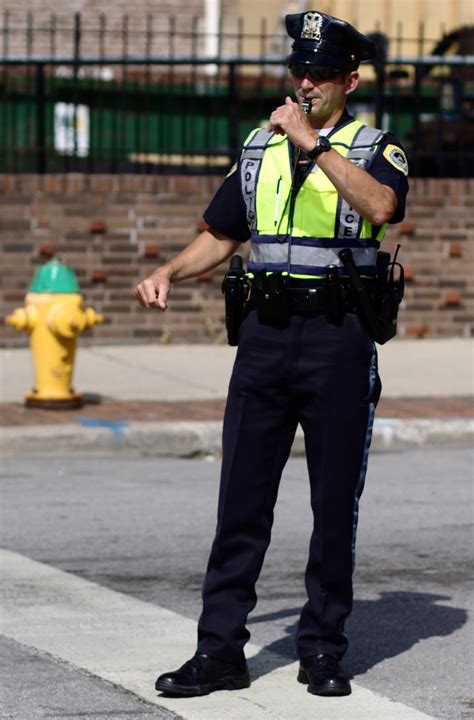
[1,339,473,455]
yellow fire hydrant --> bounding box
[5,259,104,409]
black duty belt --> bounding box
[246,286,361,317]
[222,252,403,344]
[289,287,358,315]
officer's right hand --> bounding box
[134,268,171,311]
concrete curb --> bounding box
[1,418,473,456]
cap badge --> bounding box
[301,12,323,41]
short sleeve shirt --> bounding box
[203,110,409,242]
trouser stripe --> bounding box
[352,342,378,570]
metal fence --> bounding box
[1,13,473,176]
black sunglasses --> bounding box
[289,64,342,81]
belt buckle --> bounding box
[306,287,320,308]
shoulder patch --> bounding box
[383,144,409,176]
[226,162,238,178]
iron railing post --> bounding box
[35,63,46,173]
[228,61,239,164]
[369,32,388,129]
[413,63,422,176]
[72,12,81,167]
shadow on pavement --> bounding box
[247,592,467,681]
[81,393,103,405]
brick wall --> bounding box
[1,174,473,346]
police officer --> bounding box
[135,10,409,699]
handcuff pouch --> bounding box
[253,272,290,327]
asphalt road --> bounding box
[0,447,472,719]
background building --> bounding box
[1,1,472,56]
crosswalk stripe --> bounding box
[0,549,435,720]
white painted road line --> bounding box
[0,549,436,720]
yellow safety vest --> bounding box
[239,120,386,278]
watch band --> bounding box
[307,135,331,160]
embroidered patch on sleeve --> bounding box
[226,162,238,178]
[383,144,409,176]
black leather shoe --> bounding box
[298,654,351,696]
[155,653,250,697]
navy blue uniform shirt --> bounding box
[203,110,409,242]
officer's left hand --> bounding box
[267,96,317,152]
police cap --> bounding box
[286,10,375,69]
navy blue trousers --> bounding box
[197,309,380,663]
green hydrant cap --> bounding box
[29,259,81,294]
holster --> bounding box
[222,255,247,346]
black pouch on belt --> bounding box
[324,264,345,326]
[374,245,405,343]
[339,246,405,344]
[253,272,290,327]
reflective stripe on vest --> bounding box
[239,121,386,277]
[240,128,275,234]
[334,124,385,240]
[250,235,378,273]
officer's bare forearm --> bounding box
[313,149,397,226]
[135,229,241,310]
[160,229,241,283]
